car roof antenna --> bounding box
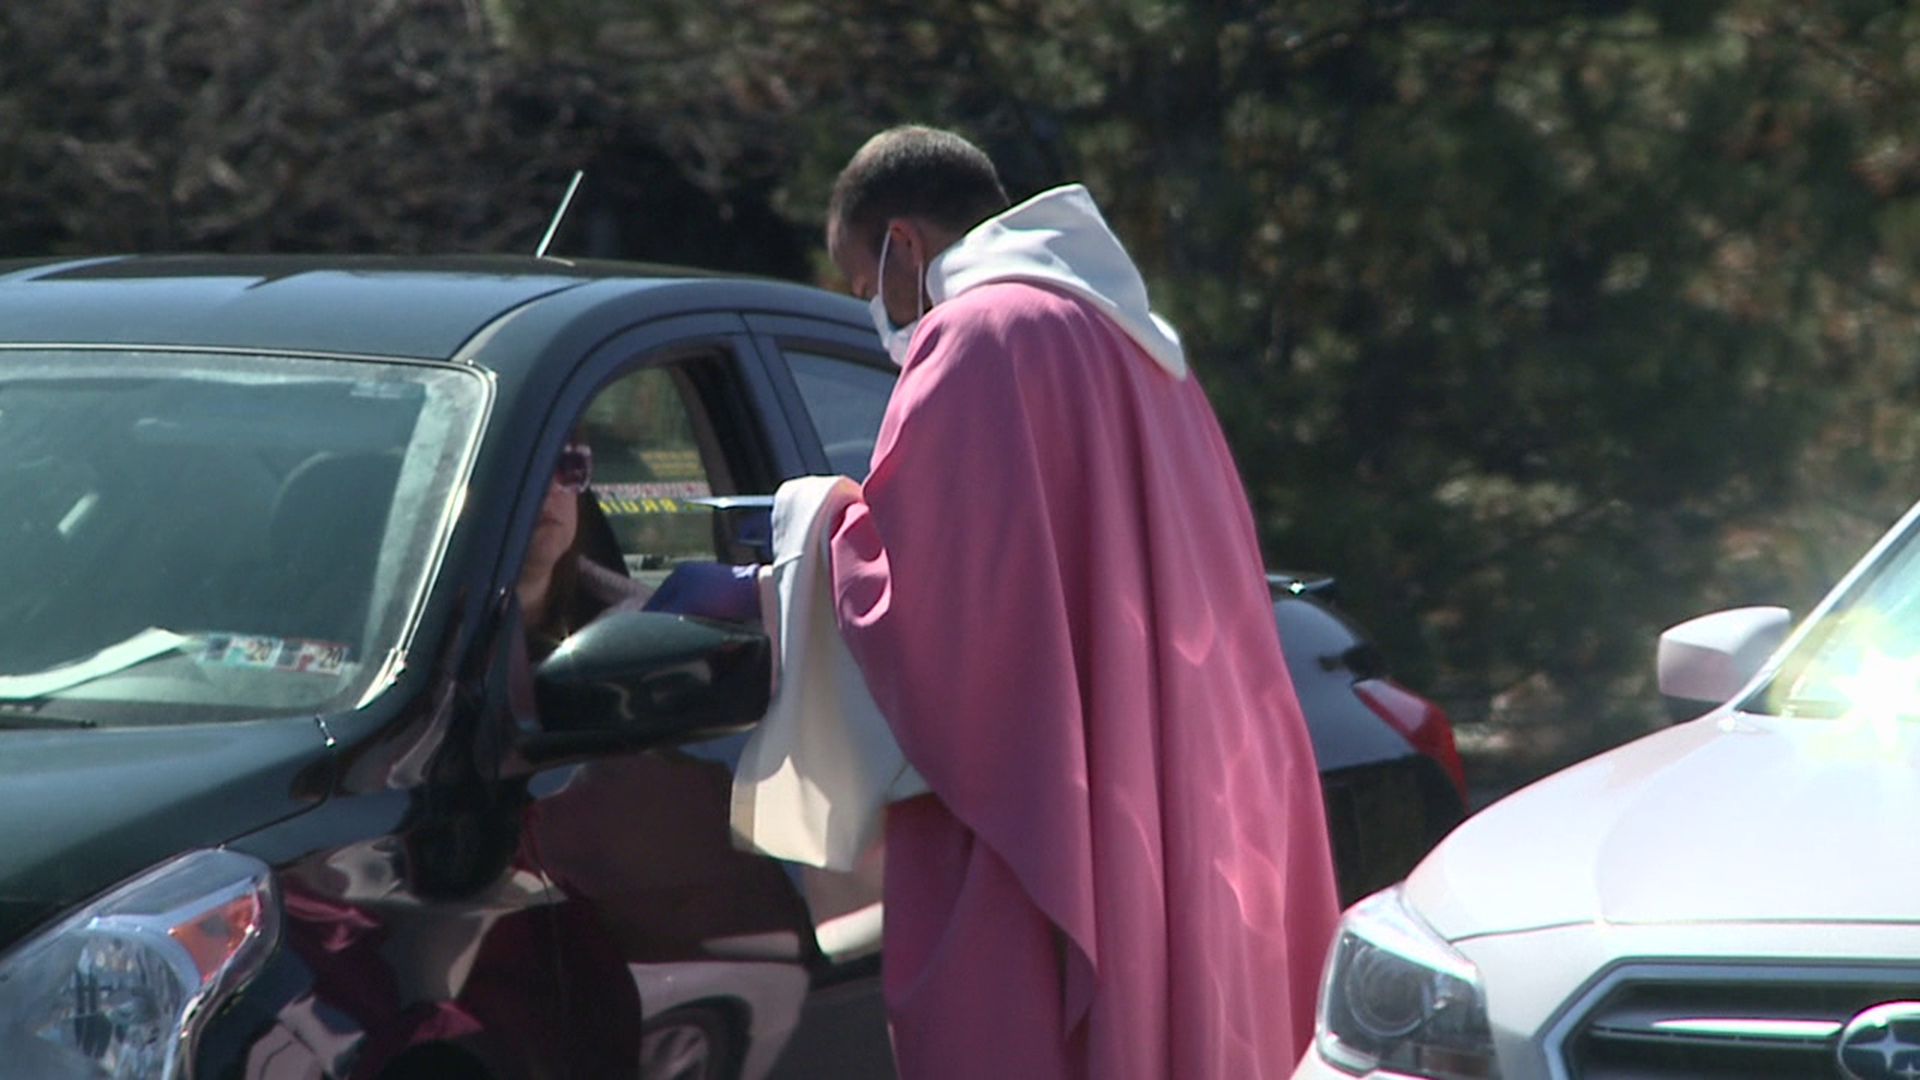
[535,170,585,259]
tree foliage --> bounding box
[0,0,808,270]
[9,0,1920,777]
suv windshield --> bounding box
[1755,518,1920,721]
[0,350,486,724]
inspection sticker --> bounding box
[201,634,351,676]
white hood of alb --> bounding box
[927,184,1187,379]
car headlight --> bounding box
[1316,885,1498,1079]
[0,848,279,1080]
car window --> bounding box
[575,365,724,587]
[1759,524,1920,720]
[0,350,486,722]
[783,350,895,479]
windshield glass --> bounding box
[1755,519,1920,721]
[0,350,486,724]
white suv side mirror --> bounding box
[1656,606,1792,720]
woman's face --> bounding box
[524,477,579,580]
[522,442,592,587]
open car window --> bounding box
[576,363,732,590]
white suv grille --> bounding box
[1553,964,1920,1079]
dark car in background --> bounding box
[1270,573,1467,904]
[0,254,1463,1080]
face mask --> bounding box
[868,230,924,367]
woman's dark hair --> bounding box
[525,488,644,660]
[525,499,587,660]
[828,125,1010,258]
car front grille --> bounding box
[1554,964,1920,1079]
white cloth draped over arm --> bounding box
[728,474,927,870]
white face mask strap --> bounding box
[876,227,926,326]
[914,240,927,321]
[868,224,925,367]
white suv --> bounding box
[1291,495,1920,1080]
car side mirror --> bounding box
[1656,605,1792,722]
[526,609,770,761]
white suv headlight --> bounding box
[0,848,278,1080]
[1316,885,1498,1079]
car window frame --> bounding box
[493,316,752,584]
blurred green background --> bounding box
[12,0,1920,793]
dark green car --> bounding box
[0,254,1463,1079]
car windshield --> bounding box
[0,350,486,725]
[1754,517,1920,721]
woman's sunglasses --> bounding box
[554,443,593,493]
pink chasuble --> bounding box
[827,280,1341,1078]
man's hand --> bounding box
[643,561,762,623]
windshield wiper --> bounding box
[0,711,96,729]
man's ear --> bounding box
[909,222,938,269]
[878,218,909,260]
[899,217,961,269]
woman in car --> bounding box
[518,439,653,659]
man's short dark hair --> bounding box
[829,125,1011,258]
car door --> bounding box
[508,301,900,1079]
[500,313,840,1079]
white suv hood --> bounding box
[1405,709,1920,939]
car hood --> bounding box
[1405,710,1920,939]
[0,719,330,946]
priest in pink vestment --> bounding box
[819,125,1342,1078]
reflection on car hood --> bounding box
[0,720,329,946]
[1404,710,1920,939]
